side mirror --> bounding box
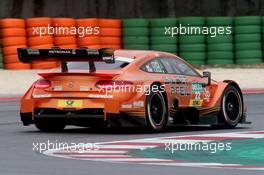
[203,71,211,85]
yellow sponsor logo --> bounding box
[58,99,83,108]
[189,99,203,107]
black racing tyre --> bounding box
[206,17,233,26]
[207,59,234,65]
[122,18,149,27]
[150,18,177,27]
[207,51,233,60]
[123,44,149,50]
[217,85,243,128]
[0,53,3,62]
[150,27,166,36]
[179,44,206,52]
[234,25,261,34]
[151,44,177,52]
[207,35,233,43]
[145,87,168,131]
[179,35,205,44]
[234,16,261,25]
[236,59,262,64]
[123,37,149,45]
[235,42,261,50]
[123,28,149,37]
[187,60,205,66]
[234,34,261,43]
[179,17,205,26]
[180,52,206,61]
[150,36,177,44]
[207,43,233,51]
[235,50,262,59]
[35,119,66,132]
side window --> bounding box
[160,57,199,76]
[141,59,166,73]
[160,58,181,74]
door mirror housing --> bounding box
[203,71,211,85]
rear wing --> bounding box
[18,48,115,64]
[17,48,115,72]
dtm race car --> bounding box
[18,48,247,132]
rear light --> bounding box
[95,80,134,89]
[35,80,51,89]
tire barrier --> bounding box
[122,19,149,50]
[0,16,264,70]
[0,18,30,69]
[206,16,234,65]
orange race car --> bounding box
[18,48,248,132]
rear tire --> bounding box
[35,120,66,132]
[145,88,167,131]
[217,85,243,128]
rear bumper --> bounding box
[21,108,146,127]
[35,114,103,119]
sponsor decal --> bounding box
[49,49,71,54]
[189,99,203,107]
[192,82,204,92]
[33,94,52,98]
[102,56,114,63]
[165,76,190,96]
[170,86,190,96]
[133,101,144,108]
[87,94,113,99]
[72,49,76,55]
[67,81,74,88]
[121,104,133,109]
[204,88,211,102]
[57,99,83,108]
[27,48,40,55]
[80,86,89,91]
[164,76,188,85]
[53,86,62,91]
[86,49,99,55]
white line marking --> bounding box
[42,130,264,170]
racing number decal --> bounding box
[195,92,201,100]
[190,82,211,107]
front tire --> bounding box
[218,85,243,128]
[145,89,167,131]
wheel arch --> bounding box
[217,80,245,126]
[223,80,244,105]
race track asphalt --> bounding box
[0,93,263,175]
